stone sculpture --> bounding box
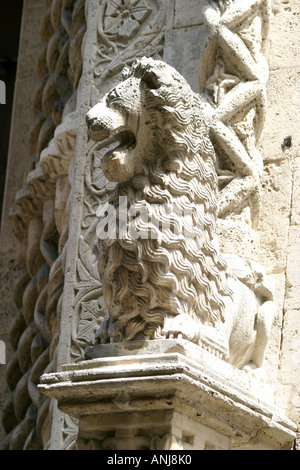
[86,57,275,369]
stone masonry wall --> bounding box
[258,0,300,433]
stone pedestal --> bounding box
[38,340,296,450]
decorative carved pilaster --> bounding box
[70,0,172,363]
[70,140,112,361]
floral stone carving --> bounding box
[95,0,165,89]
[86,57,275,369]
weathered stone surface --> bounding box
[86,57,276,373]
[280,310,300,385]
[39,340,297,450]
[1,0,300,451]
[163,25,208,92]
[256,159,293,274]
[284,225,300,311]
[258,69,300,162]
[174,0,205,28]
[276,308,300,423]
[0,2,47,444]
[263,273,286,386]
[268,0,300,71]
[291,156,300,226]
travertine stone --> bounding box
[174,0,205,28]
[279,310,300,386]
[258,68,300,162]
[267,0,300,71]
[256,159,293,274]
[263,273,286,385]
[163,25,208,93]
[216,219,260,261]
[276,308,300,423]
[39,340,297,450]
[198,0,271,234]
[291,157,300,226]
[285,226,300,311]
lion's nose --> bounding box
[86,102,105,127]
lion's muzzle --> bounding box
[86,101,127,142]
[86,100,137,183]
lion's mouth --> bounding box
[103,129,136,161]
[90,126,136,162]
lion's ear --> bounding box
[122,66,131,80]
[142,68,160,90]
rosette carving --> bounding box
[94,0,165,91]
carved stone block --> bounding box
[39,340,297,450]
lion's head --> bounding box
[86,57,232,344]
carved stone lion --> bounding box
[86,57,275,370]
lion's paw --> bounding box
[95,318,121,344]
[243,361,266,382]
[161,314,201,343]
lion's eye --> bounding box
[107,89,119,103]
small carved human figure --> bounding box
[86,57,275,370]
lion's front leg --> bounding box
[244,299,276,376]
[95,317,122,343]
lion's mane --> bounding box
[97,58,232,342]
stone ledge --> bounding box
[38,340,297,450]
